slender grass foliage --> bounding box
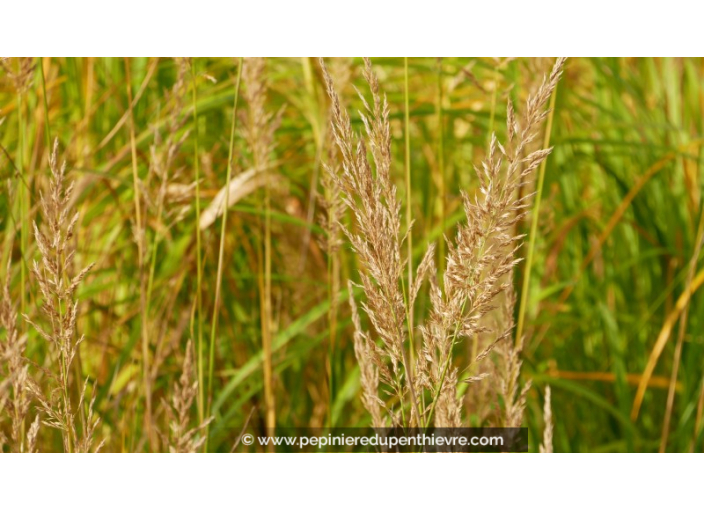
[1,57,703,452]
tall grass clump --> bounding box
[24,140,102,453]
[322,57,565,429]
[5,57,704,453]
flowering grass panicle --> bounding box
[322,56,565,430]
[24,139,100,453]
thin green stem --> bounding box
[206,58,244,444]
[326,248,336,428]
[404,57,415,371]
[436,59,446,279]
[40,58,51,150]
[17,89,27,330]
[487,66,498,147]
[263,132,275,433]
[424,299,467,430]
[125,59,152,449]
[191,60,205,426]
[515,85,559,351]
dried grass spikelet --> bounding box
[24,139,101,453]
[0,57,34,94]
[318,153,344,256]
[1,261,38,452]
[317,60,353,415]
[347,282,384,428]
[0,380,7,451]
[145,57,192,230]
[241,58,284,189]
[242,58,282,171]
[427,58,565,429]
[317,59,353,257]
[323,56,566,430]
[540,385,553,453]
[164,340,212,453]
[199,167,269,230]
[75,379,105,453]
[322,57,422,427]
[422,59,566,427]
[494,58,566,428]
[497,281,531,428]
[141,58,193,394]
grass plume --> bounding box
[24,139,100,453]
[322,57,565,430]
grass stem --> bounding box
[515,82,559,350]
[190,59,205,426]
[404,57,415,375]
[125,58,152,450]
[206,58,244,447]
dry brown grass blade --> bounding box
[230,406,256,452]
[631,268,704,420]
[660,205,704,451]
[693,379,704,451]
[198,167,269,230]
[548,368,681,390]
[125,59,153,449]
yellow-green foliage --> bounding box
[1,57,703,452]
